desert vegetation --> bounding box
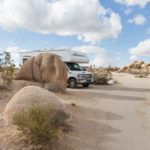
[86,66,113,85]
[46,81,67,94]
[0,65,149,150]
[1,85,72,149]
[13,105,71,144]
[0,51,15,89]
[0,51,149,150]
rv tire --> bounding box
[69,79,77,88]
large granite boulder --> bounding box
[3,86,65,124]
[15,53,68,88]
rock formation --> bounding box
[118,61,150,76]
[15,53,68,87]
[3,86,65,124]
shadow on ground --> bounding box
[91,85,150,93]
[53,105,122,150]
[73,90,146,101]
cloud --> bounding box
[129,39,150,60]
[89,54,112,67]
[5,46,26,67]
[115,0,150,8]
[130,55,138,61]
[5,46,21,53]
[73,45,106,54]
[128,14,146,25]
[0,0,122,43]
[73,45,118,67]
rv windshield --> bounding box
[67,63,81,71]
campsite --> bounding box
[0,0,150,149]
[0,72,150,150]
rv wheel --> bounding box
[69,79,77,88]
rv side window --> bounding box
[23,58,28,64]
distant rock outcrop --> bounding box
[118,61,150,76]
[15,53,68,88]
[87,67,113,85]
[3,86,65,124]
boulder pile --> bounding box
[118,61,150,75]
[14,53,68,88]
[87,67,112,76]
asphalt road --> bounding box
[55,73,150,150]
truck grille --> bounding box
[85,74,92,80]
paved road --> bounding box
[55,73,150,150]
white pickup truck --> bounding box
[66,62,93,88]
[19,49,93,88]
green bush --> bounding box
[0,52,15,89]
[46,81,66,94]
[13,105,71,144]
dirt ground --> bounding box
[0,73,150,150]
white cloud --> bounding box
[5,46,21,53]
[89,54,112,67]
[115,0,150,8]
[129,39,150,60]
[73,45,116,67]
[130,55,138,61]
[73,45,106,54]
[5,46,25,67]
[128,14,146,25]
[0,0,122,43]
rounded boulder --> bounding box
[3,86,65,124]
[15,53,68,88]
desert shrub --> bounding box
[0,51,15,89]
[93,74,108,85]
[46,81,66,94]
[12,105,71,144]
[93,76,107,85]
[107,65,111,72]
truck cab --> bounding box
[66,62,93,88]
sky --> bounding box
[0,0,150,67]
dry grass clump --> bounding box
[12,105,71,144]
[46,81,66,94]
[93,74,108,85]
[86,66,112,85]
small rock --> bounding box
[107,79,114,85]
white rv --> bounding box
[19,49,93,88]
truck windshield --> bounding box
[67,63,81,71]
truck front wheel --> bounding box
[68,79,77,88]
[82,83,89,87]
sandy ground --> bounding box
[0,73,150,150]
